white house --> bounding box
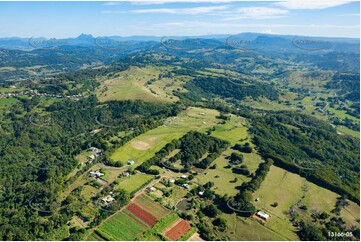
[148,187,156,192]
[198,191,205,196]
[89,170,104,178]
[181,175,187,179]
[89,147,101,154]
[169,179,175,183]
[128,160,135,165]
[256,211,270,220]
[101,195,115,206]
[182,184,190,189]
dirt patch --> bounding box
[126,203,157,226]
[130,140,151,150]
[165,220,191,241]
[188,233,204,241]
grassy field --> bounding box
[96,66,189,103]
[210,114,248,146]
[254,166,360,230]
[110,107,221,166]
[328,106,359,122]
[336,126,359,138]
[0,98,19,106]
[196,148,264,196]
[219,213,290,241]
[116,173,154,194]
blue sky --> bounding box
[0,0,359,38]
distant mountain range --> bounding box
[0,32,359,53]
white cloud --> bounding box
[222,7,288,20]
[338,13,360,16]
[274,0,354,10]
[155,21,360,30]
[104,0,244,5]
[103,2,122,6]
[130,5,230,15]
[262,29,273,34]
[102,10,127,14]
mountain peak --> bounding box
[77,33,94,39]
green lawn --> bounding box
[0,98,19,106]
[110,107,221,166]
[219,213,291,241]
[328,107,359,122]
[254,166,360,230]
[116,173,153,194]
[336,126,359,138]
[196,148,263,196]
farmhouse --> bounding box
[101,195,115,206]
[182,184,190,189]
[169,179,175,183]
[198,191,205,196]
[256,211,270,220]
[128,160,135,165]
[148,187,156,192]
[89,170,104,178]
[88,147,101,154]
[181,175,187,179]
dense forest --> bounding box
[0,97,179,240]
[251,112,360,202]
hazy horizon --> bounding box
[0,0,359,38]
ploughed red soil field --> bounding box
[126,203,157,226]
[165,220,191,241]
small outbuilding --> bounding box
[256,211,270,220]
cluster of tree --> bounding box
[138,131,229,174]
[228,158,274,217]
[327,72,360,102]
[229,152,244,165]
[252,112,360,203]
[175,76,279,102]
[169,131,229,169]
[187,181,215,200]
[233,142,253,153]
[297,217,360,241]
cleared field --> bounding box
[254,166,360,230]
[0,98,19,106]
[116,173,153,194]
[97,211,148,241]
[126,203,158,226]
[81,185,98,199]
[165,220,191,241]
[110,107,221,165]
[336,125,359,138]
[134,194,170,219]
[219,213,291,241]
[96,66,187,103]
[196,148,263,196]
[210,115,248,146]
